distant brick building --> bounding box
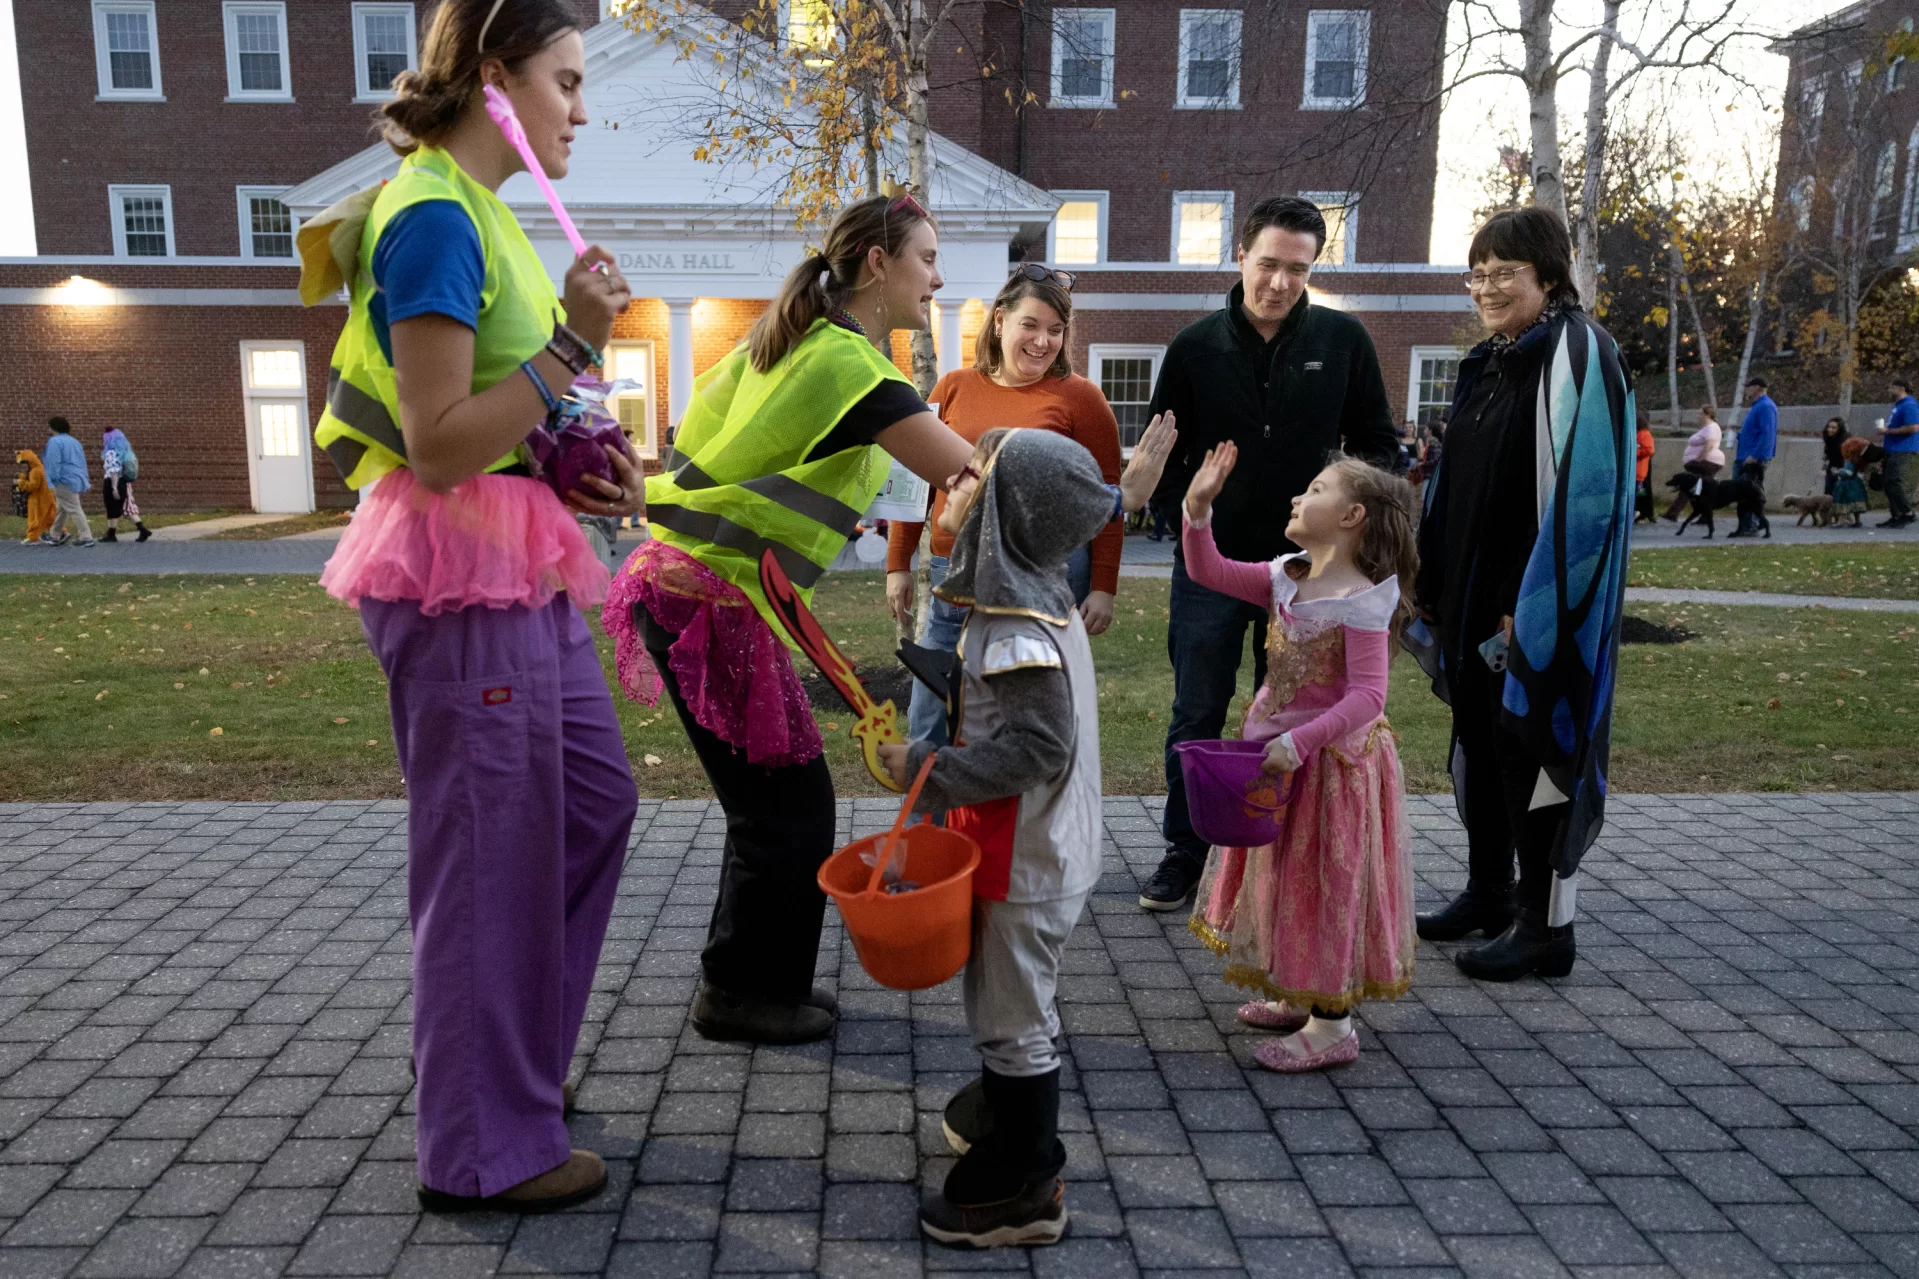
[1,1,1472,513]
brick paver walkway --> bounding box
[2,794,1917,1278]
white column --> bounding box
[936,300,963,375]
[666,298,696,431]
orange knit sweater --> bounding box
[885,368,1125,595]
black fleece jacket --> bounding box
[1147,284,1398,563]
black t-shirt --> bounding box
[800,318,930,462]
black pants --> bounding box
[1449,651,1563,914]
[1160,555,1268,874]
[633,600,837,1003]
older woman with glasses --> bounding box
[886,262,1148,747]
[1411,207,1636,983]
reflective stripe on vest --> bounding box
[644,503,828,588]
[665,456,865,535]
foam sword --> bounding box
[481,84,603,272]
[758,549,906,793]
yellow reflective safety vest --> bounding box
[645,320,909,639]
[311,147,561,489]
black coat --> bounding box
[1147,283,1398,563]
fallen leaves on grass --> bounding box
[209,727,223,738]
[643,754,662,766]
[333,717,349,724]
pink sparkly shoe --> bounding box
[1236,1000,1309,1032]
[1253,1029,1360,1073]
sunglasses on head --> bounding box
[888,192,929,219]
[1012,262,1075,292]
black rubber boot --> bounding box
[1455,908,1575,982]
[135,522,151,543]
[922,1067,1067,1248]
[1415,886,1513,942]
[942,1074,991,1155]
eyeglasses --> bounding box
[1012,262,1076,292]
[1462,264,1534,291]
[951,463,982,489]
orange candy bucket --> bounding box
[818,755,980,991]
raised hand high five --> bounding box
[1117,411,1179,515]
[1183,440,1238,524]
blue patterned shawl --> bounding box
[1424,306,1636,879]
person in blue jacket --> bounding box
[1731,377,1777,538]
[1878,377,1919,529]
[40,417,95,548]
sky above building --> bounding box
[0,0,1851,264]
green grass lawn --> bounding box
[5,570,1916,802]
[1628,543,1919,599]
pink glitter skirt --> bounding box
[320,467,610,616]
[602,539,823,769]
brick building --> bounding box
[1,0,1473,513]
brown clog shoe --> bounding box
[416,1149,607,1214]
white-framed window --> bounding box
[1892,19,1914,91]
[782,0,834,63]
[1901,124,1919,248]
[223,2,291,101]
[1089,345,1165,451]
[1171,191,1233,265]
[352,3,416,101]
[108,185,173,258]
[236,187,296,259]
[92,2,162,101]
[1048,191,1108,265]
[1051,9,1115,108]
[1871,140,1900,239]
[1788,175,1814,233]
[1407,346,1465,426]
[1177,10,1240,108]
[243,344,305,392]
[1799,74,1826,145]
[605,341,660,461]
[1303,10,1369,110]
[1300,191,1357,263]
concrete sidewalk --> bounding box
[2,792,1917,1277]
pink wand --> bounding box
[482,84,600,269]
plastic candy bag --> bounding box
[523,375,640,500]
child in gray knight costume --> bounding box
[879,427,1115,1248]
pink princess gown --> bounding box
[1182,514,1416,1014]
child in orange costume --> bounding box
[14,450,56,544]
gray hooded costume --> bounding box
[904,429,1114,1076]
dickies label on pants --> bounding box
[483,687,512,706]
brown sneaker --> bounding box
[920,1176,1067,1248]
[417,1150,607,1214]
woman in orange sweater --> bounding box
[886,264,1125,746]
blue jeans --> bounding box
[1160,551,1268,875]
[905,547,1093,748]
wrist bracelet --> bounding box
[547,322,602,376]
[520,360,559,416]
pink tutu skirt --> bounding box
[601,539,823,770]
[1190,718,1415,1015]
[320,468,610,616]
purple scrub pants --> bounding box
[361,595,638,1197]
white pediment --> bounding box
[281,9,1056,298]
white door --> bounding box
[250,398,312,513]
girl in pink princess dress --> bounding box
[1183,447,1419,1073]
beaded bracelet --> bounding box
[546,322,603,376]
[520,359,560,416]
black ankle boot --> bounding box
[1455,908,1574,982]
[101,527,117,542]
[922,1067,1067,1248]
[1416,886,1512,942]
[135,522,151,543]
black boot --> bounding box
[101,527,117,542]
[135,522,151,543]
[1455,908,1575,982]
[921,1067,1067,1248]
[690,980,835,1044]
[1416,886,1513,942]
[942,1074,991,1155]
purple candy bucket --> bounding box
[1174,739,1295,849]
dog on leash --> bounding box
[1665,472,1770,539]
[1783,493,1834,527]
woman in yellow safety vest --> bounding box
[300,0,642,1215]
[604,196,980,1045]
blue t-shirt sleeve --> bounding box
[1891,398,1919,428]
[368,200,485,363]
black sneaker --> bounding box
[920,1176,1067,1249]
[1138,859,1199,912]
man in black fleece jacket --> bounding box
[1138,196,1398,912]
